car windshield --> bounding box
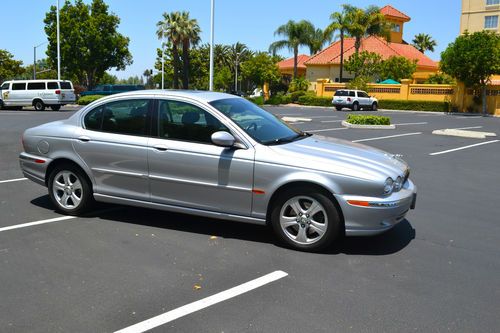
[209,98,308,145]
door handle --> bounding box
[153,145,168,151]
[77,136,91,142]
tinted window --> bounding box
[28,82,46,90]
[47,82,59,89]
[349,91,356,97]
[103,86,111,91]
[100,99,151,136]
[159,100,228,144]
[334,90,348,96]
[12,83,26,90]
[60,82,72,89]
[358,91,369,98]
[1,83,9,90]
[84,106,103,131]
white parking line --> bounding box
[320,120,343,123]
[0,177,27,184]
[352,132,422,143]
[0,216,76,233]
[393,122,428,126]
[308,115,338,119]
[306,127,347,133]
[429,140,499,156]
[114,270,289,333]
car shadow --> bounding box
[31,195,415,255]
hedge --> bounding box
[378,100,450,112]
[347,114,391,125]
[246,96,264,105]
[297,95,332,107]
[77,95,105,105]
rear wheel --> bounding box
[33,100,45,111]
[270,188,341,252]
[48,163,94,215]
[371,102,378,111]
[0,100,4,110]
[352,102,359,111]
[50,105,61,111]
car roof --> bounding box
[105,89,238,103]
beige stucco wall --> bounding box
[306,64,354,83]
[461,0,500,33]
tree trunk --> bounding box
[339,32,344,83]
[355,37,361,54]
[482,84,487,116]
[293,47,298,79]
[182,39,190,89]
[172,43,180,89]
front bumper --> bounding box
[334,179,417,236]
[19,152,51,187]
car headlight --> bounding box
[384,177,394,195]
[394,176,403,192]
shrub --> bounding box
[347,114,391,125]
[77,95,105,105]
[297,95,332,107]
[378,100,450,112]
[246,96,264,105]
[289,90,306,103]
[288,77,310,92]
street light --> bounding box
[161,29,165,90]
[56,0,61,80]
[33,41,47,79]
[209,0,215,91]
[234,52,240,93]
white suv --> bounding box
[0,80,76,111]
[332,89,378,111]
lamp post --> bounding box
[56,0,61,80]
[161,29,165,90]
[33,42,47,79]
[234,52,240,93]
[209,0,215,91]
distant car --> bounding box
[0,79,76,111]
[332,89,378,111]
[230,90,247,97]
[80,84,145,96]
[19,90,416,252]
[249,88,263,98]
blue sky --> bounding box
[3,0,461,79]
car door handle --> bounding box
[77,136,91,142]
[153,145,168,151]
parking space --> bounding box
[1,106,499,332]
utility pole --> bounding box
[234,52,240,92]
[161,30,165,90]
[209,0,215,91]
[33,42,47,80]
[56,0,61,80]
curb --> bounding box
[432,129,497,139]
[341,120,395,130]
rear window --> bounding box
[334,90,348,96]
[60,82,72,89]
[12,83,26,90]
[28,82,46,90]
[47,82,59,89]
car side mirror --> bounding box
[211,131,236,148]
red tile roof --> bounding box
[305,36,438,69]
[380,5,410,22]
[277,54,310,70]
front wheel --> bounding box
[270,188,341,252]
[33,100,45,111]
[48,164,94,215]
[371,102,378,111]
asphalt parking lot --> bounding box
[1,105,499,332]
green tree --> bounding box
[412,33,437,53]
[440,31,500,114]
[241,52,281,88]
[288,77,310,92]
[344,51,382,79]
[344,5,390,54]
[178,12,201,89]
[21,59,57,80]
[269,20,315,79]
[157,11,183,89]
[44,0,132,89]
[0,49,24,82]
[379,56,417,82]
[230,42,252,91]
[324,8,353,83]
[425,73,455,84]
[308,27,328,55]
[100,72,118,84]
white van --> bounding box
[0,80,76,111]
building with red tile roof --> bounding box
[277,54,310,77]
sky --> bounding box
[2,0,462,80]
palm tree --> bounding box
[269,20,315,78]
[308,28,329,55]
[178,11,201,89]
[157,11,183,89]
[324,9,353,82]
[344,5,390,54]
[230,42,251,91]
[412,33,437,53]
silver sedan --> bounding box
[19,90,416,251]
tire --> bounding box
[50,105,61,111]
[352,102,359,111]
[270,187,341,252]
[371,102,378,111]
[0,100,4,110]
[335,107,342,111]
[48,163,94,215]
[33,100,45,111]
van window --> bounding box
[60,82,72,89]
[28,82,46,90]
[12,83,26,90]
[47,82,59,89]
[1,83,9,90]
[349,91,356,97]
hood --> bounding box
[266,135,408,181]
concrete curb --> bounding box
[341,120,395,130]
[432,129,497,139]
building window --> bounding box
[485,15,499,29]
[392,24,401,32]
[486,0,500,6]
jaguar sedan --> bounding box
[19,90,416,251]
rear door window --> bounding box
[349,91,356,97]
[60,82,72,89]
[358,91,369,98]
[12,83,26,90]
[28,82,46,90]
[101,99,151,136]
[47,82,59,89]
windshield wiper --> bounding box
[264,132,311,145]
